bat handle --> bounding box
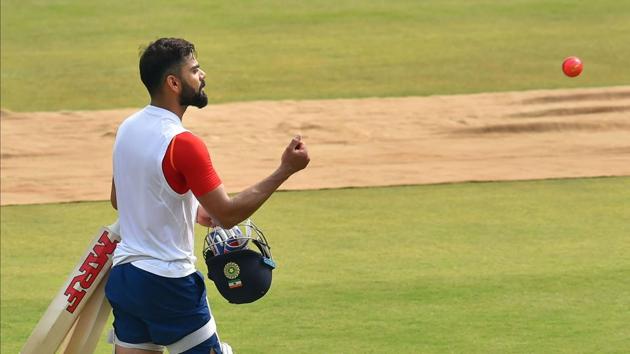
[107,220,121,240]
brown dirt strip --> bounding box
[1,86,629,206]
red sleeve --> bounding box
[162,132,222,196]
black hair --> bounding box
[139,38,197,96]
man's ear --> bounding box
[165,74,181,94]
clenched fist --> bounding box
[281,135,310,175]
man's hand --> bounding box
[280,135,310,176]
[197,206,216,227]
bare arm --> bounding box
[197,136,309,228]
[110,178,118,210]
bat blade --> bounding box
[59,273,112,354]
[20,221,120,354]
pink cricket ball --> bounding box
[562,56,583,77]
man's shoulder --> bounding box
[120,106,150,126]
[174,131,206,148]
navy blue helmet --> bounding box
[203,220,276,304]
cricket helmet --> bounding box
[203,219,276,304]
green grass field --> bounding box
[2,178,629,353]
[2,0,630,111]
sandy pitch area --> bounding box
[2,86,629,206]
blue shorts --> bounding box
[105,263,223,354]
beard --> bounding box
[180,80,208,108]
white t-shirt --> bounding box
[112,105,198,278]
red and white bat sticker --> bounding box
[63,231,118,313]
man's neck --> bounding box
[150,97,187,120]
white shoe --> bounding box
[220,342,233,354]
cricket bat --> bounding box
[20,221,121,354]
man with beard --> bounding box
[105,38,310,354]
